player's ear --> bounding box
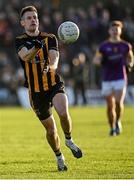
[108,28,111,35]
[20,19,25,27]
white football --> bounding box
[58,21,80,44]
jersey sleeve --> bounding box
[15,37,33,53]
[48,35,59,51]
[95,44,103,58]
[99,43,104,53]
[15,38,26,53]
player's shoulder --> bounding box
[120,39,132,47]
[15,33,28,40]
[40,32,56,39]
[100,39,110,46]
[98,39,109,50]
[120,39,133,50]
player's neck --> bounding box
[109,37,121,42]
[25,29,40,37]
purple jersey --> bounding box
[98,40,131,81]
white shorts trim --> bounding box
[102,79,127,96]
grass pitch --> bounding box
[0,106,134,179]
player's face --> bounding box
[21,11,39,32]
[109,25,122,38]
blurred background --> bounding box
[0,0,134,108]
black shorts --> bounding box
[29,83,65,120]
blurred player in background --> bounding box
[15,6,82,171]
[93,20,134,136]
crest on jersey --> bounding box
[113,47,118,53]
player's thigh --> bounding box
[102,81,112,96]
[29,91,52,121]
[114,88,126,103]
[52,93,69,115]
[105,94,115,109]
[113,80,126,103]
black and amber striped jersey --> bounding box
[15,32,64,92]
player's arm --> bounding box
[127,45,134,68]
[48,50,59,70]
[17,40,42,62]
[48,35,59,71]
[18,47,38,62]
[93,50,103,66]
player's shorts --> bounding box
[29,83,65,120]
[102,79,127,96]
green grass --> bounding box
[0,106,134,179]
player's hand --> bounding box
[43,66,50,74]
[33,40,43,49]
[126,65,133,74]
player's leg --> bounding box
[52,93,82,158]
[41,116,67,171]
[114,88,126,134]
[102,81,117,136]
[115,89,126,121]
[113,80,127,134]
[80,81,87,105]
[29,92,67,171]
[53,93,72,138]
[105,94,117,136]
[41,116,60,155]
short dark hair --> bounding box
[109,20,123,28]
[20,6,38,19]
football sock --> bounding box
[56,153,64,161]
[65,132,71,140]
[54,149,62,157]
